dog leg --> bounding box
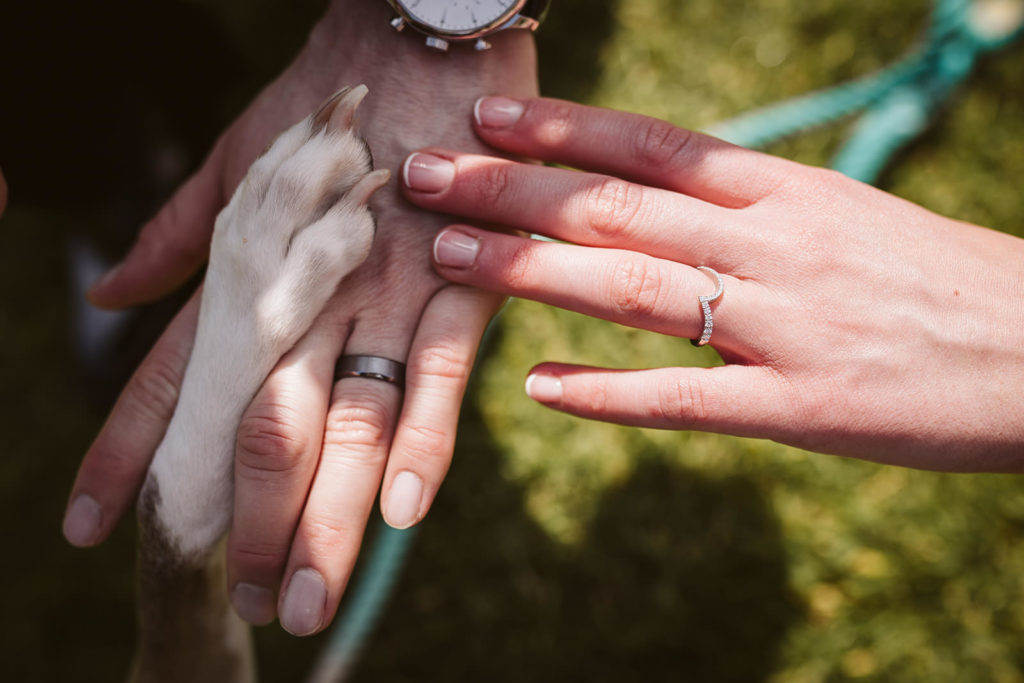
[130,86,388,683]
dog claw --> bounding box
[312,84,368,132]
[346,168,391,207]
[312,86,352,130]
[329,83,369,131]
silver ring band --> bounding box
[691,266,724,347]
[334,355,406,386]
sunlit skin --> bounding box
[403,96,1024,469]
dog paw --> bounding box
[205,85,388,350]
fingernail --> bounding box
[63,495,102,547]
[88,261,122,297]
[231,583,277,626]
[474,97,524,128]
[402,153,455,193]
[525,374,563,403]
[280,568,327,636]
[433,229,479,269]
[385,471,424,529]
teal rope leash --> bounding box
[306,522,417,683]
[707,0,1023,182]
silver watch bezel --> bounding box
[385,0,537,41]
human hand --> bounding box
[402,96,1024,470]
[65,0,538,635]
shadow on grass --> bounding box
[293,400,802,682]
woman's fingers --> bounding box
[63,294,200,547]
[403,151,756,266]
[432,226,751,349]
[524,362,785,437]
[380,284,502,529]
[470,96,797,207]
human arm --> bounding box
[64,0,538,635]
[402,96,1024,468]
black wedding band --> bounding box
[334,355,406,386]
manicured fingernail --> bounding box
[63,495,102,547]
[433,229,479,269]
[88,262,122,297]
[231,583,277,626]
[474,97,524,128]
[402,153,455,193]
[525,374,563,403]
[385,471,424,529]
[280,568,326,636]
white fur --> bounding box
[145,92,385,560]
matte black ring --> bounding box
[333,355,406,386]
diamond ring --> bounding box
[691,266,724,347]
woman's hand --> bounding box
[402,97,1024,471]
[63,0,538,636]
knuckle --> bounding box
[578,379,609,414]
[412,343,472,384]
[472,162,516,208]
[235,409,310,475]
[230,540,287,573]
[399,423,452,466]
[581,176,645,239]
[302,517,352,553]
[126,356,183,425]
[656,375,710,424]
[635,119,695,170]
[609,256,665,319]
[323,399,393,453]
[500,240,540,290]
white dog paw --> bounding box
[205,85,388,350]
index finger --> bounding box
[470,96,796,208]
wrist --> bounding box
[306,0,537,85]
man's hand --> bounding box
[65,0,538,636]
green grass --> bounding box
[4,0,1024,681]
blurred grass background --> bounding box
[2,0,1023,681]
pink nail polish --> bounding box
[433,229,480,269]
[525,374,563,403]
[402,153,455,193]
[474,97,524,128]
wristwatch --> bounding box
[385,0,549,51]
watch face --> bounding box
[396,0,523,35]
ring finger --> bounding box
[274,316,409,637]
[432,224,761,352]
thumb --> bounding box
[88,140,228,309]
